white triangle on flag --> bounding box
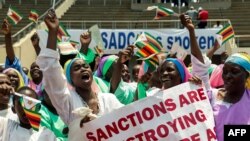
[216,34,223,46]
[23,95,41,110]
[134,32,147,45]
[170,42,188,60]
[147,6,158,11]
[7,8,12,16]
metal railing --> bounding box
[37,19,230,29]
[235,35,250,47]
[2,0,58,5]
[131,0,231,4]
[87,0,123,6]
[0,0,62,42]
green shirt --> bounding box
[39,104,68,141]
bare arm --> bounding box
[79,31,91,54]
[180,14,204,64]
[1,19,15,63]
[206,40,220,60]
[44,9,59,50]
[110,45,134,93]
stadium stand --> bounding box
[0,0,63,44]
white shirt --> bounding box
[0,117,56,141]
[0,106,18,121]
[36,48,123,125]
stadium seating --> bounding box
[0,0,62,44]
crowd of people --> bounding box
[0,9,249,141]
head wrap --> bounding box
[76,48,95,64]
[3,68,25,90]
[96,55,118,79]
[165,58,192,83]
[64,58,80,86]
[225,53,250,89]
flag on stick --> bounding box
[7,7,22,25]
[29,10,39,23]
[14,92,42,131]
[146,6,178,20]
[216,23,235,46]
[134,32,163,69]
[57,23,70,42]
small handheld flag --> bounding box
[216,23,235,46]
[29,10,39,23]
[7,7,23,25]
[146,6,179,20]
[57,23,70,42]
[14,92,41,131]
[135,32,163,69]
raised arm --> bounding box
[79,31,91,55]
[180,14,204,64]
[30,32,41,56]
[180,14,211,91]
[1,19,15,63]
[37,9,72,125]
[44,9,59,51]
[206,40,220,60]
[110,45,134,93]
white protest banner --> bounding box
[69,82,217,141]
[37,28,225,54]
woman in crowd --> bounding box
[36,9,123,128]
[2,20,43,98]
[180,13,250,141]
[0,86,57,141]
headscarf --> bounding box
[76,48,96,64]
[3,68,25,90]
[96,55,118,79]
[225,53,250,89]
[165,58,192,83]
[64,58,80,86]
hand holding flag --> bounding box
[13,92,42,131]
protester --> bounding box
[36,9,123,129]
[76,31,98,71]
[1,19,43,98]
[121,64,130,82]
[131,64,140,82]
[39,89,68,140]
[0,86,57,141]
[95,46,136,105]
[0,73,17,120]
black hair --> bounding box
[12,86,38,105]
